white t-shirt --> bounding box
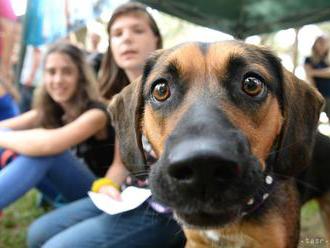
[20,45,46,87]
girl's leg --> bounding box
[43,151,96,201]
[0,155,55,208]
[36,178,61,202]
[27,197,102,248]
[0,151,96,209]
[36,178,66,208]
[41,202,185,248]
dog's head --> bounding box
[109,41,323,228]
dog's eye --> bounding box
[241,76,265,97]
[152,81,171,102]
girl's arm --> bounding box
[0,109,107,156]
[0,109,40,130]
[304,64,316,86]
[310,67,330,78]
[98,140,130,200]
[104,139,130,185]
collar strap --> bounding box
[240,148,278,216]
[241,173,274,216]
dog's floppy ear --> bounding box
[108,50,164,173]
[275,68,324,175]
[108,79,146,172]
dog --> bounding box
[108,40,327,247]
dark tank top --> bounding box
[72,101,115,177]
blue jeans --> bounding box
[0,151,96,209]
[28,197,185,248]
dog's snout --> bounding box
[166,139,241,187]
[168,154,240,184]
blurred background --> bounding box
[2,0,330,84]
[3,0,330,128]
[1,0,330,247]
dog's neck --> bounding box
[184,209,289,248]
[204,230,250,247]
[184,227,256,248]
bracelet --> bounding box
[91,177,120,192]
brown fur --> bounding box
[109,41,324,248]
[183,182,300,247]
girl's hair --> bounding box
[34,42,100,128]
[312,36,329,63]
[98,2,162,99]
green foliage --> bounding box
[0,190,45,248]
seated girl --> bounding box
[0,42,115,211]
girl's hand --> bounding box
[98,185,122,201]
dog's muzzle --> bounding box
[149,103,268,227]
[167,137,243,188]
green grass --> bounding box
[0,192,327,248]
[300,201,328,248]
[0,190,46,248]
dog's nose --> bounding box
[166,139,241,186]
